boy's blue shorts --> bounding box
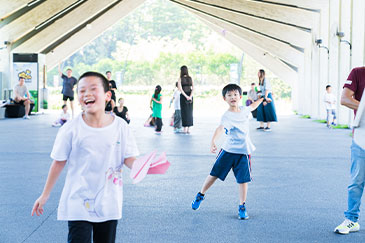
[210,149,252,183]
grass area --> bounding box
[332,124,350,129]
[300,115,311,119]
[313,119,327,123]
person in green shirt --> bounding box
[150,85,163,133]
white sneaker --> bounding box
[334,219,360,234]
[23,115,30,120]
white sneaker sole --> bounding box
[334,227,360,234]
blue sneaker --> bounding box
[192,192,205,210]
[238,204,249,220]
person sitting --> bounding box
[13,77,33,119]
[113,98,130,124]
[52,104,71,127]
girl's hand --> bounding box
[31,194,49,216]
[263,101,267,106]
[266,98,272,103]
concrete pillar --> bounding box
[0,47,11,100]
[351,0,365,67]
[337,0,352,125]
[327,0,341,121]
[317,6,330,120]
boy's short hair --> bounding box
[118,97,124,102]
[251,82,255,85]
[222,83,242,97]
[106,71,111,75]
[66,68,72,71]
[19,77,25,81]
[62,104,67,109]
[326,85,331,90]
[78,71,110,92]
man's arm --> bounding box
[341,87,359,110]
[26,89,31,100]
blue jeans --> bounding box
[326,109,336,124]
[345,141,365,222]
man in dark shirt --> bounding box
[105,71,117,112]
[59,64,77,117]
[334,67,365,234]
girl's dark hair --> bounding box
[258,69,265,85]
[78,71,110,92]
[154,85,162,99]
[180,65,189,78]
[62,104,67,109]
[222,84,242,97]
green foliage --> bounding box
[62,0,211,68]
[332,124,350,129]
[271,78,291,100]
[300,115,311,119]
[314,119,327,123]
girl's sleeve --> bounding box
[50,125,72,161]
[265,79,272,92]
[125,126,139,158]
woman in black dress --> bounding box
[113,97,130,124]
[177,65,194,134]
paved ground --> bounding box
[0,112,363,243]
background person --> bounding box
[324,85,337,128]
[58,64,77,118]
[150,85,163,133]
[106,71,117,112]
[113,98,130,124]
[171,82,182,133]
[247,82,258,118]
[177,65,194,134]
[256,69,277,131]
[13,77,33,119]
[52,104,71,127]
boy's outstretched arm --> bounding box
[124,157,137,169]
[31,160,66,216]
[249,97,264,111]
[211,125,224,153]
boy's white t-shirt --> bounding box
[220,106,255,155]
[59,111,71,121]
[173,89,181,110]
[51,114,139,222]
[324,92,336,109]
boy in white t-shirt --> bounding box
[324,85,337,127]
[191,84,264,219]
[172,82,182,133]
[52,104,71,127]
[32,72,139,242]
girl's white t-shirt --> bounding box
[51,114,139,222]
[173,89,181,110]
